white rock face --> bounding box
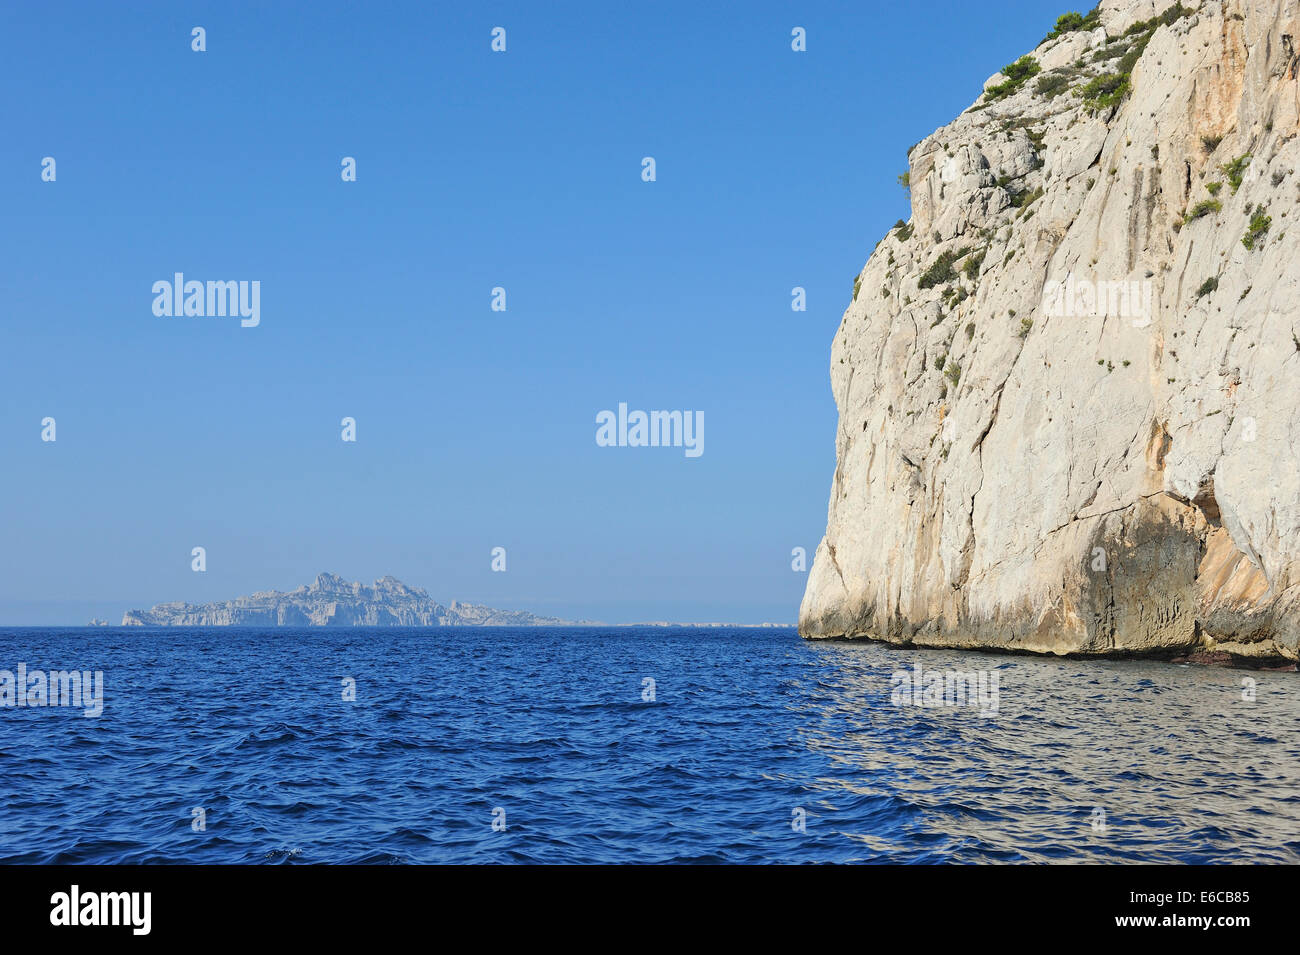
[800,0,1300,661]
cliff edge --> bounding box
[800,0,1300,662]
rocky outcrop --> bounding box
[122,573,573,627]
[800,0,1300,662]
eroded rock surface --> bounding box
[800,0,1300,662]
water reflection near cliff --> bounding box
[793,638,1300,862]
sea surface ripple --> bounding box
[0,626,1296,863]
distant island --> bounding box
[122,572,578,627]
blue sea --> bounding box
[1,626,1297,864]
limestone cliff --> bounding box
[800,0,1300,661]
[122,573,572,627]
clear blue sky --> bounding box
[0,0,1073,624]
